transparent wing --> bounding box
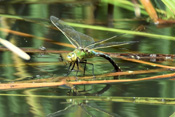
[50,16,95,48]
[92,41,138,49]
[77,31,95,48]
[86,34,125,49]
[47,105,75,117]
[85,104,121,117]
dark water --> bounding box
[0,0,175,117]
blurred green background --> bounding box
[0,0,175,117]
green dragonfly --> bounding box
[50,16,136,77]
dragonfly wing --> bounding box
[47,105,75,117]
[93,41,138,49]
[50,16,79,48]
[50,16,94,49]
[76,31,95,48]
[86,34,125,49]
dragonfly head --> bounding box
[66,52,77,62]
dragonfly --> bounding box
[50,16,137,77]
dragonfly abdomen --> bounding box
[96,52,121,72]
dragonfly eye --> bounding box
[71,53,75,57]
[67,55,71,58]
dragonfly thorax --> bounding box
[66,49,96,62]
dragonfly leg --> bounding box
[70,62,76,71]
[58,54,64,62]
[65,62,72,76]
[80,61,95,78]
[81,60,87,76]
[66,62,76,76]
[75,58,79,80]
[88,62,95,78]
[68,62,72,71]
[66,58,80,79]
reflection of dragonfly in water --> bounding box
[50,16,137,77]
[47,99,120,117]
[47,84,120,117]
